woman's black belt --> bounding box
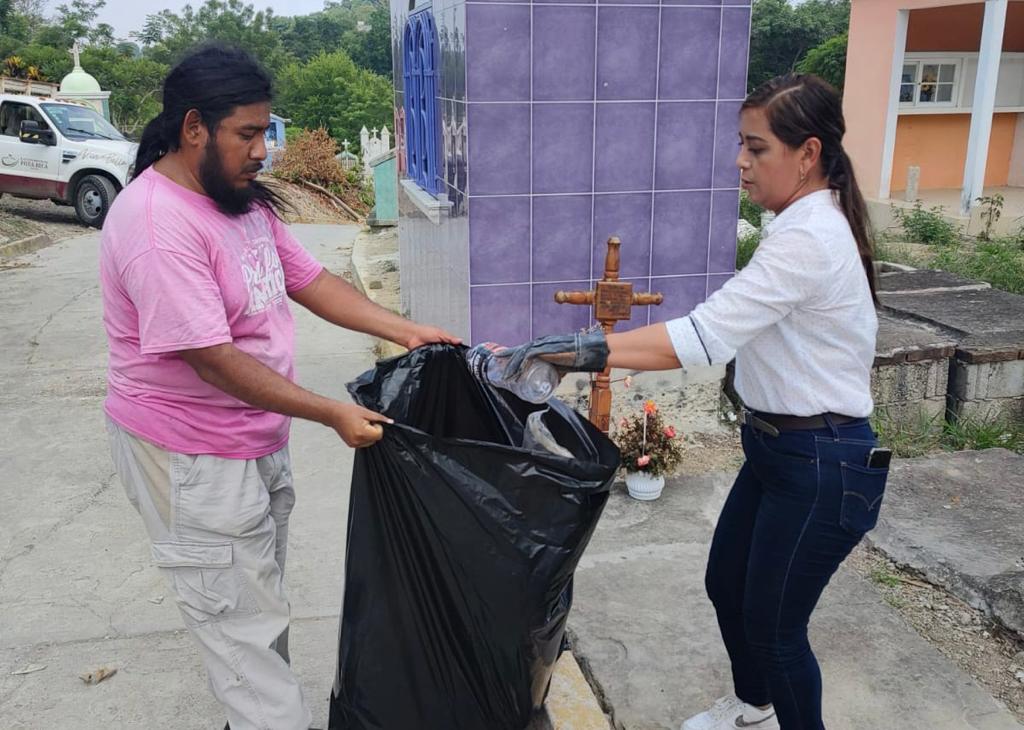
[740,408,860,437]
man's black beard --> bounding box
[199,139,281,217]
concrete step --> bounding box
[868,448,1024,638]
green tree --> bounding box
[273,0,391,76]
[0,0,12,35]
[82,46,168,135]
[796,33,847,91]
[273,11,354,63]
[54,0,114,47]
[131,10,174,47]
[136,0,289,72]
[16,42,70,79]
[748,0,849,91]
[115,40,140,58]
[6,0,45,42]
[344,5,391,79]
[275,50,392,151]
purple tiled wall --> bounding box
[392,0,751,345]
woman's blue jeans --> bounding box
[705,416,888,730]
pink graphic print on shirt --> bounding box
[239,214,287,316]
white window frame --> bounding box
[899,58,961,108]
[898,51,1024,115]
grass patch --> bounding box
[878,200,1024,294]
[944,411,1024,452]
[873,238,924,268]
[869,566,902,588]
[736,231,760,270]
[872,407,1024,458]
[871,408,944,458]
[929,238,1024,295]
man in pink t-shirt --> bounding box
[101,46,457,730]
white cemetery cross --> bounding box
[360,125,391,179]
[338,139,358,171]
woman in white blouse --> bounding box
[600,74,887,730]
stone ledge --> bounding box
[881,288,1024,340]
[0,232,52,259]
[867,449,1024,638]
[878,268,991,295]
[399,179,452,225]
[873,313,957,366]
[873,346,955,367]
[954,331,1024,364]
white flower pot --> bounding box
[625,471,665,501]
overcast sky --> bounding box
[44,0,332,41]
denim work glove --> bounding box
[498,329,609,381]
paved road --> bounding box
[0,225,372,729]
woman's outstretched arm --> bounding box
[605,323,681,371]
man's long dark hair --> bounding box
[743,74,878,304]
[133,44,287,216]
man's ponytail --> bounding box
[132,111,168,180]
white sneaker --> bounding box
[681,695,780,730]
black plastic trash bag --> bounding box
[328,344,620,730]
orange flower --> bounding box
[636,454,651,468]
[663,426,676,439]
[643,400,657,415]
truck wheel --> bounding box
[74,175,117,227]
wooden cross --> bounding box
[555,236,663,433]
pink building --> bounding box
[843,0,1023,233]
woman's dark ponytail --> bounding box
[827,148,877,303]
[743,74,878,304]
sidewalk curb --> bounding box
[0,232,53,260]
[350,227,612,730]
[350,227,406,360]
[545,652,614,729]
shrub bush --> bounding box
[892,202,961,246]
[271,127,344,186]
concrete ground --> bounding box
[570,473,1024,730]
[0,225,374,729]
[868,449,1024,638]
[5,225,1022,730]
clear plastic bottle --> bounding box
[466,345,561,404]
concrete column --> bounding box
[906,166,921,202]
[960,0,1008,216]
[879,10,910,201]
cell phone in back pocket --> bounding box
[867,447,892,469]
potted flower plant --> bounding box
[614,400,684,500]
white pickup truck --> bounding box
[0,94,137,227]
